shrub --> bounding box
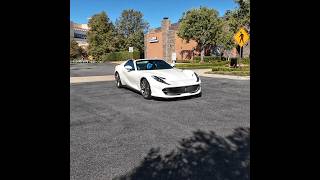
[102,51,140,61]
[212,67,232,72]
[70,40,83,60]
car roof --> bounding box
[133,59,164,62]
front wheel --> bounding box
[140,79,152,99]
[115,72,122,88]
[195,92,202,97]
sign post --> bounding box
[234,27,249,67]
[171,52,176,63]
[129,47,133,59]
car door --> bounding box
[122,60,139,90]
[130,61,142,89]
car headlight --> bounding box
[152,75,170,85]
[194,72,200,82]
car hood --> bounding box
[143,69,195,82]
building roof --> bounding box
[169,22,179,30]
[70,21,89,31]
[148,22,180,33]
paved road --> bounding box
[70,62,116,77]
[70,76,250,179]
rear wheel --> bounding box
[140,79,152,99]
[115,72,122,88]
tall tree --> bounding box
[87,11,116,60]
[178,7,221,63]
[115,9,149,55]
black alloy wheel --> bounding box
[140,79,152,99]
[115,72,122,88]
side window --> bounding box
[124,60,135,70]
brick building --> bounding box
[144,17,198,62]
[144,17,250,62]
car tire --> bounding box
[115,72,122,88]
[140,78,152,99]
[196,92,202,97]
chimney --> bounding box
[161,17,170,31]
[161,17,172,62]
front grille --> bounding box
[162,85,200,95]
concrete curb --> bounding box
[191,69,250,80]
[201,73,250,80]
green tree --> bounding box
[213,0,250,60]
[234,0,250,28]
[87,11,116,60]
[115,9,149,56]
[70,40,82,60]
[178,7,222,63]
[216,12,237,52]
[224,0,250,33]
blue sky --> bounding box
[71,0,238,29]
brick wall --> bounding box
[145,31,163,59]
[175,34,197,60]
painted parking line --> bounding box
[70,75,114,84]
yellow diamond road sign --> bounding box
[234,28,249,47]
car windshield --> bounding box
[136,60,173,71]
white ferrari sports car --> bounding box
[114,59,201,99]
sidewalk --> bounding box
[192,69,250,80]
[70,75,114,84]
[70,68,249,84]
[110,61,125,65]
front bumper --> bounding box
[150,81,201,98]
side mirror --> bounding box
[124,65,133,71]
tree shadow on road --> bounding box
[113,127,250,180]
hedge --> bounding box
[176,61,229,68]
[212,66,250,72]
[176,60,191,63]
[102,51,140,61]
[193,56,224,62]
[208,71,250,76]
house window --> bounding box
[74,33,86,39]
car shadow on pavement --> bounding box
[153,95,200,101]
[121,86,201,101]
[113,127,250,180]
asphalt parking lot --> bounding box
[70,63,250,180]
[70,62,116,77]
